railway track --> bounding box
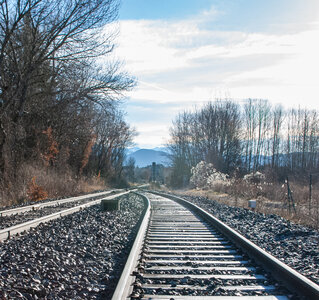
[0,190,130,241]
[0,189,120,217]
[0,190,123,231]
[112,191,319,299]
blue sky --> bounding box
[112,0,319,148]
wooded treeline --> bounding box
[168,99,319,187]
[0,0,135,203]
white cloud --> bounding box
[117,18,319,103]
[116,20,188,74]
[133,122,170,148]
[226,27,319,108]
[113,8,319,147]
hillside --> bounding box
[127,149,170,167]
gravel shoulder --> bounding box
[0,193,145,299]
[175,193,319,286]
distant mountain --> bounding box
[127,149,170,167]
[152,146,170,152]
[126,147,141,155]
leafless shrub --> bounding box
[190,161,229,189]
[243,171,266,184]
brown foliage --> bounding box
[79,135,96,175]
[27,176,48,201]
[42,127,59,167]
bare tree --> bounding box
[0,0,135,185]
[168,111,194,187]
[87,108,136,183]
[168,100,241,187]
[196,100,241,173]
[243,99,258,172]
[271,105,284,169]
[168,99,319,187]
[254,100,271,170]
[124,157,136,182]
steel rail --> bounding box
[0,189,120,217]
[0,191,130,241]
[111,192,151,300]
[151,191,319,299]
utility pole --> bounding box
[151,162,156,182]
[286,176,296,214]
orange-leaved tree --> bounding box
[27,176,48,201]
[42,127,59,167]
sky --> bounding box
[111,0,319,149]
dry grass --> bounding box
[0,164,107,208]
[173,179,319,230]
[80,176,106,194]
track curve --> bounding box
[113,191,319,300]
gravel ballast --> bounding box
[0,193,144,299]
[180,194,319,286]
[0,197,106,230]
